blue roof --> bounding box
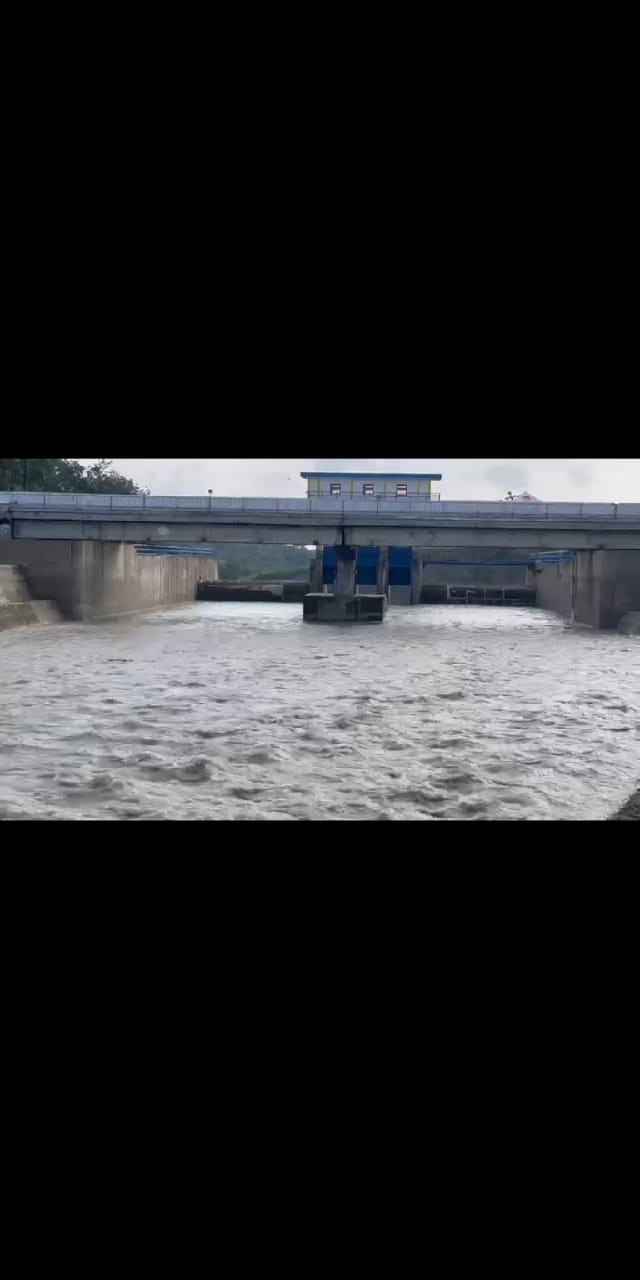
[300,472,442,481]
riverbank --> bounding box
[609,789,640,820]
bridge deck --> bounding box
[2,493,640,521]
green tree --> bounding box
[51,460,87,491]
[0,458,145,494]
[0,459,62,489]
[76,459,144,494]
[214,544,313,581]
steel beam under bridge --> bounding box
[8,517,640,551]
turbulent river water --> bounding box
[1,603,639,820]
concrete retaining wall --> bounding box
[535,550,640,629]
[0,540,79,616]
[535,559,574,619]
[596,551,640,629]
[1,541,217,620]
[72,543,216,620]
[0,565,61,631]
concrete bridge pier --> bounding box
[377,547,390,599]
[335,545,357,595]
[303,544,387,623]
[311,545,324,592]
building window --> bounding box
[396,483,408,497]
[362,483,374,496]
[330,483,341,496]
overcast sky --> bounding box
[77,459,639,501]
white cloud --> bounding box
[77,458,639,501]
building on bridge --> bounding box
[300,471,442,500]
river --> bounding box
[1,603,638,820]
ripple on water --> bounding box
[1,603,639,820]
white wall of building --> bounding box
[304,476,438,500]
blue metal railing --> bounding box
[135,545,221,557]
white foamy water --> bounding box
[1,603,638,820]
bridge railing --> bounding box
[2,493,640,520]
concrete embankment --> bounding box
[0,565,61,631]
[1,541,217,620]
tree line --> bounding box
[0,458,146,494]
[215,544,313,581]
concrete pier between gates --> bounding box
[410,552,423,606]
[377,547,390,597]
[311,546,324,593]
[335,546,357,595]
[303,545,387,622]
